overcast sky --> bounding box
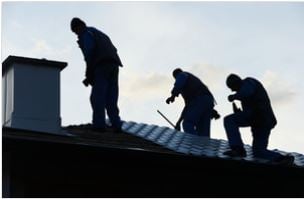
[2,1,304,153]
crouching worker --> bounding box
[166,68,220,137]
[224,73,294,165]
[70,17,123,133]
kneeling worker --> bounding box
[166,68,220,137]
[224,73,294,165]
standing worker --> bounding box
[223,73,294,165]
[70,17,123,133]
[166,68,220,137]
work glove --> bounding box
[228,94,236,102]
[212,109,221,120]
[166,96,175,104]
[82,78,90,87]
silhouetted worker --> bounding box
[224,73,294,165]
[166,68,220,137]
[70,17,123,133]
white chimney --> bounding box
[2,56,67,134]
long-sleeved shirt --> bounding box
[77,27,123,80]
[77,29,96,67]
[171,72,214,104]
[234,77,277,128]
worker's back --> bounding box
[241,77,277,128]
[87,27,123,67]
[181,72,214,104]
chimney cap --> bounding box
[2,55,67,75]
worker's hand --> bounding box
[228,94,236,102]
[166,96,175,104]
[175,121,181,131]
[82,78,90,87]
[212,109,221,120]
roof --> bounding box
[3,121,304,168]
[3,124,177,155]
[120,121,304,168]
[64,123,178,154]
[4,122,304,198]
[2,55,67,75]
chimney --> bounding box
[2,56,67,134]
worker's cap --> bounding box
[173,68,183,78]
[70,17,86,32]
[226,73,242,89]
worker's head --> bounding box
[71,17,86,35]
[173,68,183,79]
[226,73,242,91]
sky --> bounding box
[1,1,304,154]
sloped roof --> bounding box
[4,121,304,198]
[64,123,178,154]
[63,121,304,168]
[120,121,304,168]
[3,125,175,155]
[4,121,304,168]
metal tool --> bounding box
[157,110,175,128]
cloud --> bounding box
[118,65,300,116]
[2,36,73,62]
[121,71,172,101]
[120,63,227,104]
[10,21,23,30]
[31,39,73,61]
[188,63,229,90]
[261,70,297,106]
[33,39,52,53]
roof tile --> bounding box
[122,121,304,168]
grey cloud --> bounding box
[261,70,298,106]
[121,71,172,101]
[187,63,229,90]
[121,63,226,102]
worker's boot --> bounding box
[223,146,247,157]
[91,127,106,133]
[105,125,123,134]
[114,127,123,133]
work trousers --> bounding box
[90,65,122,129]
[183,94,214,137]
[224,112,283,160]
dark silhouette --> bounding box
[224,73,294,165]
[166,68,220,137]
[70,17,123,133]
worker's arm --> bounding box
[78,30,96,86]
[166,72,188,104]
[171,72,188,96]
[228,79,256,102]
